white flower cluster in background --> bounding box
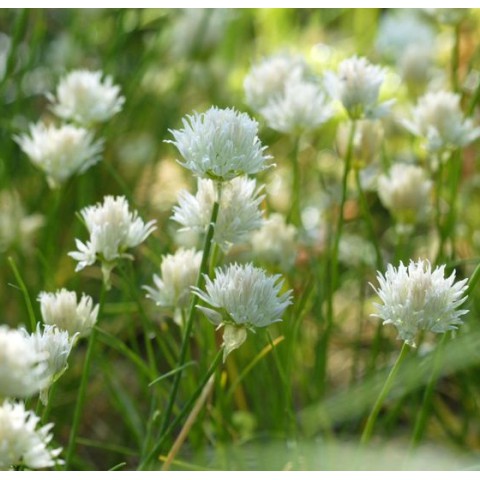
[0,189,44,253]
[325,56,393,119]
[172,176,264,252]
[144,248,202,325]
[403,91,480,153]
[371,260,468,346]
[377,163,433,227]
[15,69,123,188]
[48,70,125,126]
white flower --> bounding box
[402,91,480,153]
[23,324,76,405]
[371,260,468,346]
[244,53,308,111]
[144,248,202,325]
[68,195,156,288]
[325,56,393,119]
[14,122,103,188]
[0,325,49,399]
[172,176,264,252]
[377,163,432,226]
[251,213,297,269]
[0,190,44,253]
[0,399,62,470]
[49,69,124,125]
[259,78,334,134]
[38,289,99,338]
[193,263,292,360]
[167,107,271,181]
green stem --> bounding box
[65,284,106,469]
[434,160,446,264]
[287,137,301,227]
[451,23,461,93]
[320,120,356,396]
[8,256,37,332]
[354,168,383,271]
[360,342,410,445]
[157,186,222,440]
[139,349,223,470]
[409,334,447,449]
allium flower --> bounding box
[244,53,308,111]
[144,248,202,325]
[377,163,432,226]
[251,213,297,269]
[14,122,103,188]
[193,263,292,360]
[259,78,334,134]
[0,325,48,399]
[68,195,156,288]
[402,91,480,153]
[371,260,468,346]
[0,190,44,253]
[49,69,124,125]
[172,176,264,252]
[0,399,62,470]
[167,107,271,181]
[24,324,76,405]
[38,288,99,338]
[325,56,393,119]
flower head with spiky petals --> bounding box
[193,263,292,360]
[167,107,272,181]
[371,260,468,346]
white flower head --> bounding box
[250,213,297,270]
[172,176,265,252]
[0,325,49,399]
[371,260,468,346]
[325,56,393,119]
[0,399,62,470]
[68,195,156,289]
[0,190,44,253]
[14,122,103,188]
[144,248,202,325]
[24,324,76,405]
[244,53,308,111]
[402,91,480,153]
[259,78,334,134]
[167,107,272,181]
[193,263,292,360]
[49,69,124,126]
[377,163,433,226]
[38,288,99,338]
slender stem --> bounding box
[354,168,383,271]
[65,284,106,469]
[157,186,222,440]
[139,350,223,470]
[360,342,410,445]
[287,136,301,227]
[319,120,356,396]
[8,256,37,332]
[409,334,447,449]
[451,23,461,93]
[434,160,446,264]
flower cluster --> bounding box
[69,195,156,288]
[371,260,468,346]
[167,107,271,181]
[193,263,292,360]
